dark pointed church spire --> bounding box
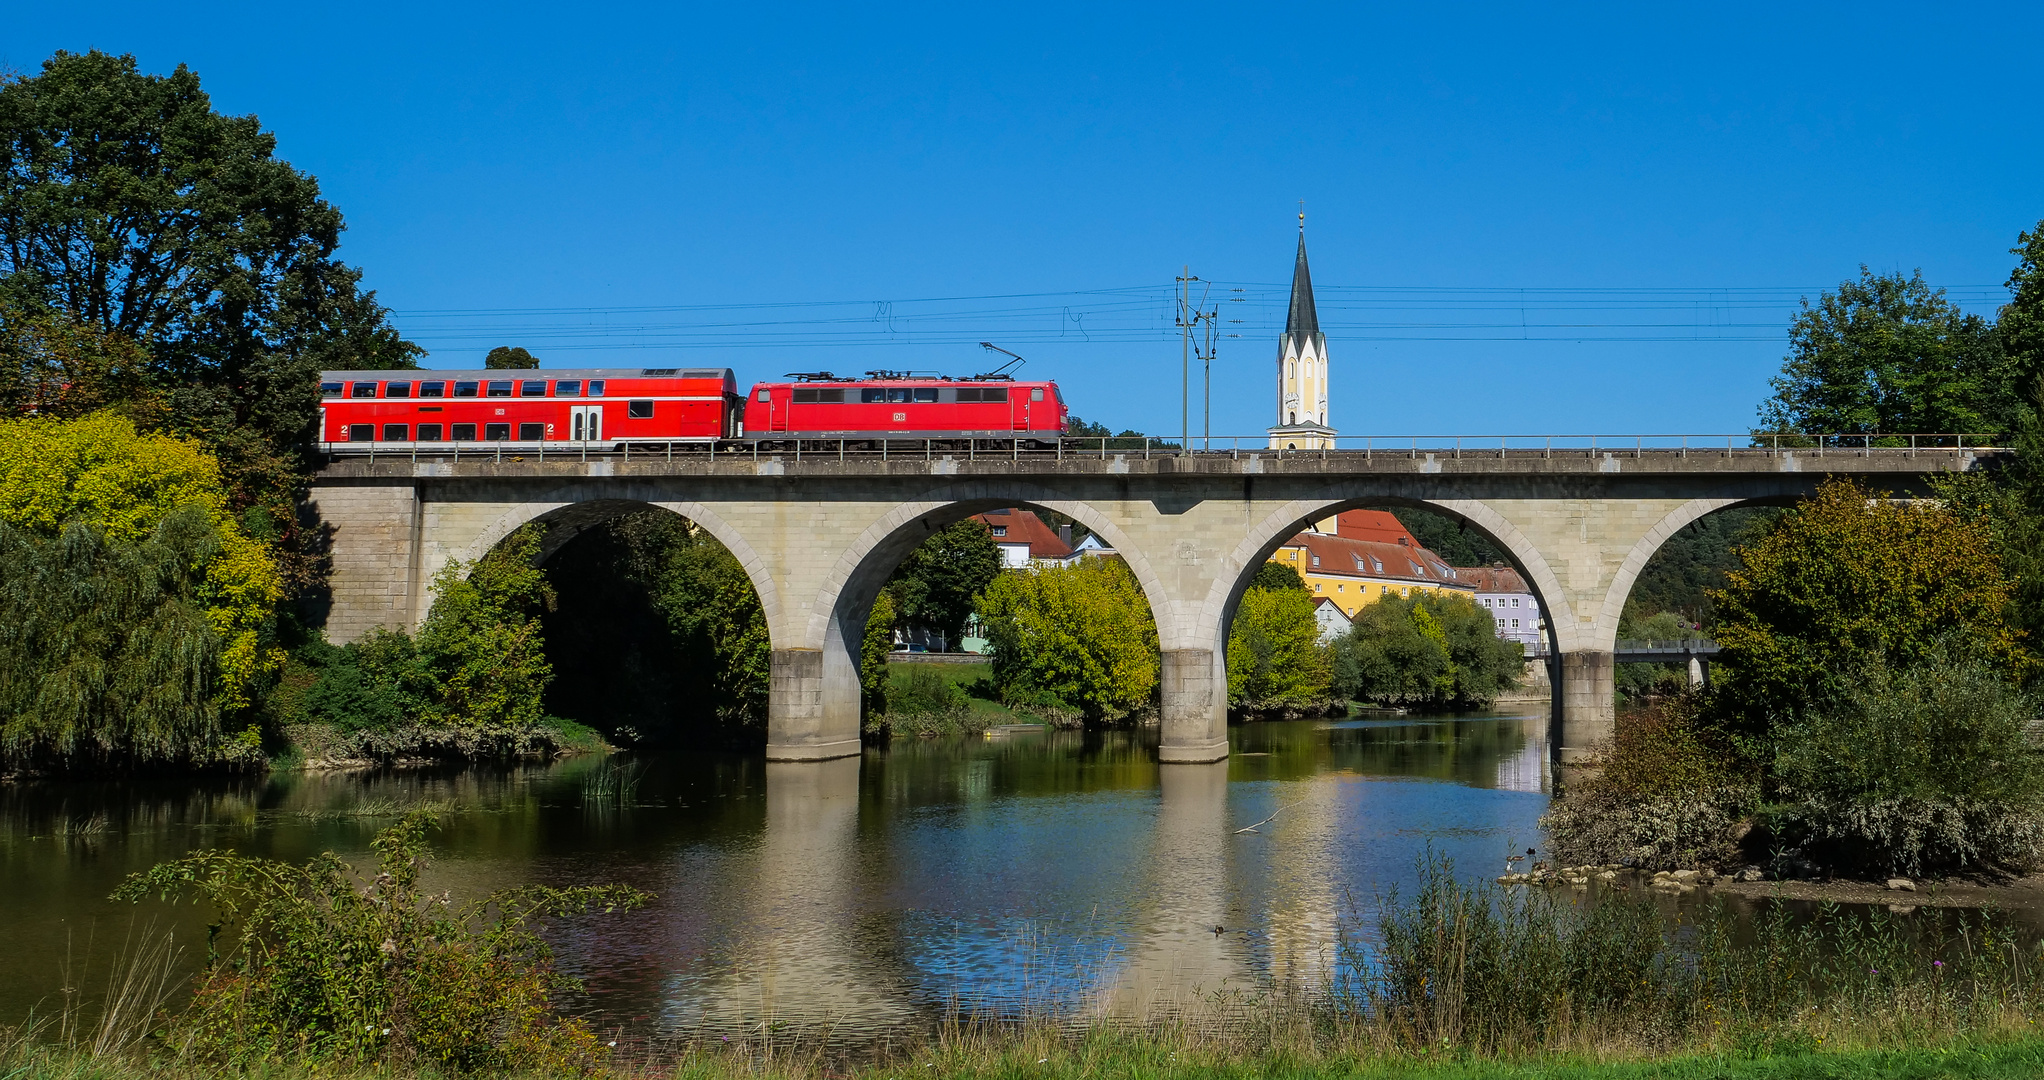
[1285,217,1319,345]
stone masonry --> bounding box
[308,445,1994,764]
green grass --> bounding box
[886,660,1056,728]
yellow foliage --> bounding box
[977,557,1159,722]
[0,412,284,709]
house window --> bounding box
[1336,584,1344,592]
[991,526,1007,536]
[1512,598,1522,607]
[1511,619,1521,628]
[1314,583,1322,591]
[1310,554,1320,567]
[1498,618,1506,628]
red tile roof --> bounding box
[1456,565,1531,593]
[1280,531,1469,587]
[973,509,1075,560]
[1333,510,1419,546]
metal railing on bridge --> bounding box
[337,432,2002,466]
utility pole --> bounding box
[1176,268,1215,456]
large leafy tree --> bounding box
[1332,592,1522,708]
[1226,584,1330,715]
[977,558,1159,724]
[1756,267,2014,439]
[2000,222,2044,409]
[0,51,419,592]
[885,517,1002,645]
[1708,478,2024,749]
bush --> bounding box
[977,558,1159,725]
[1771,644,2044,877]
[289,525,573,762]
[1226,584,1332,717]
[113,810,648,1071]
[1542,696,1757,870]
[869,663,976,737]
[1331,592,1522,708]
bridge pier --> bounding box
[1555,650,1615,763]
[764,648,864,761]
[1157,648,1228,763]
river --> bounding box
[0,709,1554,1037]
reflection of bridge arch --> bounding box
[312,447,1989,764]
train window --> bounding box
[913,388,938,403]
[347,424,374,441]
[757,390,771,403]
[417,424,444,441]
[420,381,446,397]
[587,380,606,396]
[382,423,408,441]
[485,423,511,440]
[628,400,654,419]
[1053,385,1065,404]
[518,422,546,440]
[792,388,844,403]
[487,381,513,397]
[860,388,885,403]
[386,382,412,398]
[955,388,981,402]
[983,387,1009,403]
[556,380,581,396]
[450,423,477,440]
[1030,387,1044,402]
[350,382,377,398]
[889,388,912,403]
[320,382,344,397]
[520,380,546,397]
[453,381,479,397]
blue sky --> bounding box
[9,4,2040,438]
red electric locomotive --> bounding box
[317,368,743,452]
[742,372,1067,442]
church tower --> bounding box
[1267,213,1336,450]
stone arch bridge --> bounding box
[308,445,1992,764]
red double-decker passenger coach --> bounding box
[318,368,742,452]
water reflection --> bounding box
[0,711,1563,1037]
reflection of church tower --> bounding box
[1267,213,1337,450]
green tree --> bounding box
[1248,559,1307,592]
[1333,592,1523,708]
[1708,478,2024,749]
[862,589,897,716]
[0,412,283,711]
[886,517,1002,645]
[1998,221,2044,414]
[977,558,1159,724]
[655,527,770,731]
[485,346,539,369]
[416,526,556,730]
[0,50,420,596]
[1756,268,2015,439]
[1226,584,1331,715]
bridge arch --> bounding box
[429,483,785,639]
[774,483,1172,761]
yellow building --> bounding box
[1267,510,1475,617]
